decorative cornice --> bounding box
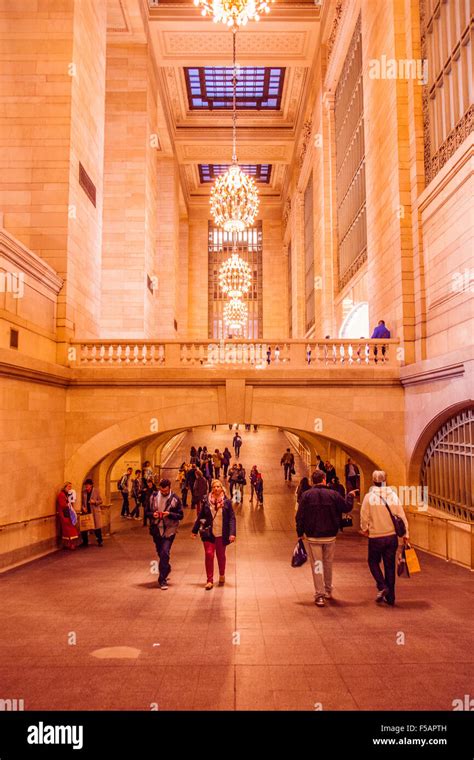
[0,229,63,295]
[400,363,465,387]
[327,0,344,62]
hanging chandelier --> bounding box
[219,251,252,297]
[223,297,248,331]
[193,0,274,27]
[209,30,259,233]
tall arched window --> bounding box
[421,408,474,522]
[339,301,369,339]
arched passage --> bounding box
[66,400,404,493]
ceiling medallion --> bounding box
[193,0,274,27]
[209,30,259,233]
[219,251,252,297]
[223,297,248,331]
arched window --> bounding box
[421,408,474,522]
[339,302,369,339]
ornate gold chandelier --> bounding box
[193,0,274,27]
[209,31,259,233]
[223,297,248,331]
[219,250,252,297]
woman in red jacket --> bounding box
[56,482,80,550]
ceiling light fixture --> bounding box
[193,0,274,28]
[223,297,248,331]
[209,30,259,233]
[219,249,252,297]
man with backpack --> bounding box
[280,448,295,481]
[146,478,183,590]
[118,467,133,518]
[296,470,357,607]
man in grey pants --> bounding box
[296,470,357,607]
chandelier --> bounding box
[209,31,259,233]
[219,251,252,297]
[193,0,274,27]
[223,297,248,331]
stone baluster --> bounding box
[249,343,255,365]
[198,344,205,365]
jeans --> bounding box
[82,528,103,546]
[223,463,229,478]
[121,493,130,516]
[283,463,292,481]
[151,532,175,584]
[204,537,226,582]
[214,467,220,479]
[181,487,188,507]
[130,498,140,518]
[368,535,398,604]
[234,446,241,458]
[307,540,336,597]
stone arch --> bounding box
[66,399,406,489]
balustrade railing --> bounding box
[69,339,400,369]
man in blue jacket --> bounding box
[296,470,357,607]
[146,478,183,590]
[371,320,391,362]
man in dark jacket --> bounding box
[296,470,357,607]
[146,478,183,590]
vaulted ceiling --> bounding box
[107,0,323,205]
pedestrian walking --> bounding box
[118,467,133,518]
[296,470,356,606]
[232,432,242,458]
[146,478,183,590]
[360,470,409,606]
[280,448,295,481]
[192,468,208,510]
[191,479,236,590]
[130,469,142,519]
[222,447,231,478]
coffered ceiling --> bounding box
[107,0,323,205]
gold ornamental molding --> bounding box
[157,29,309,63]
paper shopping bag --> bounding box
[79,513,95,532]
[405,546,421,574]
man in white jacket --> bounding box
[360,470,409,606]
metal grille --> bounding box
[420,0,473,184]
[421,408,474,522]
[304,174,315,333]
[288,241,293,338]
[208,222,263,339]
[334,15,367,291]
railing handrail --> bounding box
[69,338,400,345]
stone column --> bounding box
[0,0,107,345]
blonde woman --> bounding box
[191,479,236,590]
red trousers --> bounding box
[204,537,226,582]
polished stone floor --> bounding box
[1,427,473,711]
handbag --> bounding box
[79,513,95,532]
[380,497,406,537]
[397,546,410,577]
[341,514,353,528]
[291,538,308,567]
[405,544,421,574]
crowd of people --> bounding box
[56,425,410,606]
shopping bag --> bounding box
[405,545,421,574]
[397,546,410,578]
[291,538,308,567]
[79,513,94,532]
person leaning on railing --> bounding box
[371,320,391,362]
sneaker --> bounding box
[324,591,332,600]
[315,596,325,607]
[126,515,132,520]
[159,581,168,590]
[376,588,388,603]
[205,582,213,590]
[218,575,225,586]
